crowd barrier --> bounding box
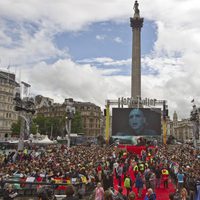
[0,176,96,198]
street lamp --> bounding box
[190,104,200,148]
[65,105,75,148]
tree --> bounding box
[30,122,37,135]
[71,111,83,133]
[11,120,21,136]
[33,115,66,138]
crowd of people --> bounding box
[0,141,199,200]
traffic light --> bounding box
[163,101,168,120]
[104,109,106,116]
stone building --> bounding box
[71,99,102,136]
[0,71,19,138]
[167,111,193,143]
[36,97,103,137]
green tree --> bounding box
[30,122,37,135]
[11,119,21,136]
[33,115,47,134]
[33,115,66,138]
[71,111,83,133]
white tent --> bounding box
[37,135,57,144]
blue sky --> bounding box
[0,0,200,119]
[54,20,156,63]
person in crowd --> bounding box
[124,174,132,196]
[180,188,188,200]
[169,193,174,200]
[177,170,185,192]
[3,184,18,200]
[161,167,169,189]
[104,189,113,200]
[135,171,143,198]
[128,191,136,200]
[95,182,104,200]
[155,166,162,189]
[144,168,151,189]
[116,163,123,187]
[97,163,103,182]
[144,188,156,200]
[149,172,156,192]
[115,187,127,200]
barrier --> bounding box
[0,177,96,198]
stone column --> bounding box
[130,1,143,99]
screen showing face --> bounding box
[112,108,161,136]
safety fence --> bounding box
[0,176,96,198]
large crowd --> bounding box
[0,141,199,200]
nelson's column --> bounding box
[130,1,143,99]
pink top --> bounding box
[95,186,104,200]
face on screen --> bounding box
[129,109,146,132]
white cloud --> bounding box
[114,37,122,43]
[21,59,131,106]
[96,35,106,40]
[78,57,130,67]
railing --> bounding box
[0,177,96,198]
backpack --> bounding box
[124,177,131,188]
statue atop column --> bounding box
[134,0,140,18]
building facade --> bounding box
[72,99,102,136]
[167,111,193,143]
[36,97,103,137]
[0,71,19,138]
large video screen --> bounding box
[112,108,161,137]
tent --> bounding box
[37,135,57,144]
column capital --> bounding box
[130,17,144,29]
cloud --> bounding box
[114,37,122,43]
[78,57,130,66]
[96,35,106,40]
[21,59,131,105]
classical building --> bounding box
[167,111,193,142]
[36,97,103,137]
[71,99,102,136]
[0,71,19,138]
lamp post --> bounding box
[65,104,75,148]
[190,104,199,148]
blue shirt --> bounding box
[177,173,184,183]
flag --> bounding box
[191,99,194,103]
